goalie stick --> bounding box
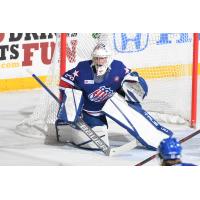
[135,129,200,166]
[27,69,137,156]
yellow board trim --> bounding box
[0,64,200,92]
[0,76,47,92]
[133,64,200,79]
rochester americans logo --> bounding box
[88,86,114,102]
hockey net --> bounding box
[16,33,199,138]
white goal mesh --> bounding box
[16,33,197,138]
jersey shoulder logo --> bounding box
[65,70,79,81]
[88,86,114,102]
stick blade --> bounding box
[109,140,137,156]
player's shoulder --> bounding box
[181,163,197,166]
[77,60,92,67]
[111,59,125,67]
[111,60,130,74]
[175,163,197,166]
[64,60,92,75]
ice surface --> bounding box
[0,89,199,166]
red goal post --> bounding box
[191,33,199,128]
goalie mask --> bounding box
[92,43,112,76]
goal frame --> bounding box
[191,33,199,128]
[59,33,199,128]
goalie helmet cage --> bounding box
[16,33,199,139]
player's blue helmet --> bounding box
[158,137,182,160]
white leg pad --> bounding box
[102,94,172,150]
[58,125,109,149]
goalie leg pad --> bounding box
[79,111,109,149]
[57,88,83,123]
[102,94,173,150]
[58,124,109,150]
[57,111,109,150]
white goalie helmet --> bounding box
[92,43,111,57]
[92,43,112,76]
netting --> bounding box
[16,33,195,138]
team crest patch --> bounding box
[88,86,114,102]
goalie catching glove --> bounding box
[122,71,148,103]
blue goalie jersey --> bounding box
[59,60,130,116]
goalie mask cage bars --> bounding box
[16,33,199,139]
